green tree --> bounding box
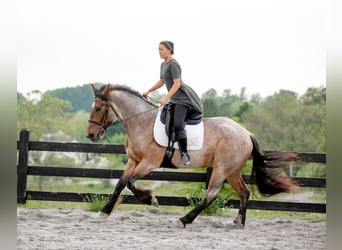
[300,86,326,152]
[250,93,263,105]
[63,110,90,142]
[201,89,219,118]
[300,85,326,105]
[241,90,324,152]
[201,88,249,119]
[318,105,326,152]
[201,88,218,99]
[47,83,100,112]
[17,91,73,140]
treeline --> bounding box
[17,83,326,153]
[201,87,326,152]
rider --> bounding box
[143,40,203,166]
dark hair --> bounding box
[160,40,174,54]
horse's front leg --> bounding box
[98,159,136,217]
[99,174,127,217]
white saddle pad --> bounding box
[153,108,204,150]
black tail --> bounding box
[250,134,300,196]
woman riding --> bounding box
[143,41,203,166]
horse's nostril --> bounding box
[87,134,93,139]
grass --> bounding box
[85,194,109,212]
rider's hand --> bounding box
[159,98,167,106]
[142,91,149,99]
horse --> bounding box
[86,83,300,227]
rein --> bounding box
[88,95,159,132]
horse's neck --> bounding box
[110,91,156,131]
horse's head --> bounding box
[86,84,117,141]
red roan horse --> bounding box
[86,84,299,227]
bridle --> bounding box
[88,87,123,134]
[88,98,121,133]
[88,93,159,133]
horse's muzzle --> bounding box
[86,131,102,142]
[86,133,96,141]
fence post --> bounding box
[17,129,30,204]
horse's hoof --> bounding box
[151,196,159,207]
[233,220,244,227]
[96,211,109,219]
[224,220,244,229]
[233,214,245,225]
[175,219,186,228]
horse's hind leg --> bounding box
[179,169,226,227]
[227,174,250,226]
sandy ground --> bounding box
[17,207,325,250]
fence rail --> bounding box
[17,129,326,213]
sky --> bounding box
[17,0,326,98]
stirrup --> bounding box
[180,152,190,166]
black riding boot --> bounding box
[176,131,190,166]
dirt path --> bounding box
[17,208,325,250]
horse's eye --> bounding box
[95,107,101,112]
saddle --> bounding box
[160,103,202,136]
[159,103,203,163]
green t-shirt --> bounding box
[160,59,203,113]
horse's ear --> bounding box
[91,84,98,95]
[102,84,111,96]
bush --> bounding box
[86,194,108,212]
[187,183,238,215]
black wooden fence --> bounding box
[17,129,326,213]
